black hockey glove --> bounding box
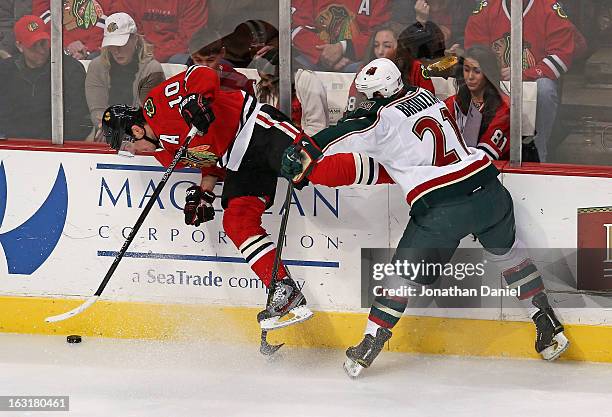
[280,133,323,188]
[184,185,215,226]
[179,94,215,134]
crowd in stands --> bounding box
[0,0,601,164]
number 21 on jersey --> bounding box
[413,107,470,166]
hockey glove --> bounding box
[184,185,216,226]
[280,133,323,187]
[179,94,215,134]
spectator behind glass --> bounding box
[114,0,208,63]
[598,2,612,45]
[390,0,475,51]
[445,45,510,160]
[291,0,391,72]
[207,1,278,41]
[465,0,580,162]
[0,0,31,58]
[224,19,278,68]
[346,23,436,112]
[33,0,119,60]
[250,48,329,136]
[187,26,255,95]
[414,0,452,44]
[0,15,91,140]
[85,12,164,139]
[392,23,439,90]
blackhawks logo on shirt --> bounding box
[492,33,537,70]
[315,5,354,44]
[183,145,218,168]
[65,0,103,30]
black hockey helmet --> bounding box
[101,104,146,150]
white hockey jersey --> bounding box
[311,87,499,208]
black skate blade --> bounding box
[260,330,284,356]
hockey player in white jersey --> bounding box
[281,58,569,378]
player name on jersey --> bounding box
[395,90,441,119]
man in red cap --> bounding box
[14,14,50,67]
[0,15,91,140]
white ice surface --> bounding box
[1,333,612,417]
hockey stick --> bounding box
[45,126,201,323]
[260,181,294,355]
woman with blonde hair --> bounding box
[85,12,164,139]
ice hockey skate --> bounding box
[343,327,392,378]
[531,294,569,361]
[257,277,313,331]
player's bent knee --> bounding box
[223,199,267,246]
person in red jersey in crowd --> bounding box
[33,0,120,59]
[291,0,391,71]
[445,45,510,160]
[113,0,208,63]
[465,0,581,161]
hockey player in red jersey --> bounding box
[101,65,313,330]
[281,58,569,377]
[291,0,391,71]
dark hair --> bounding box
[456,45,503,138]
[396,21,445,85]
[229,20,279,64]
[363,24,401,64]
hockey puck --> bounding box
[66,335,82,344]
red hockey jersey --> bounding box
[292,0,391,64]
[113,0,208,62]
[465,0,576,80]
[35,0,117,53]
[345,59,435,112]
[143,65,260,178]
[445,94,510,160]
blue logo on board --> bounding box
[0,162,68,275]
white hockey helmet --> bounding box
[355,58,404,99]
